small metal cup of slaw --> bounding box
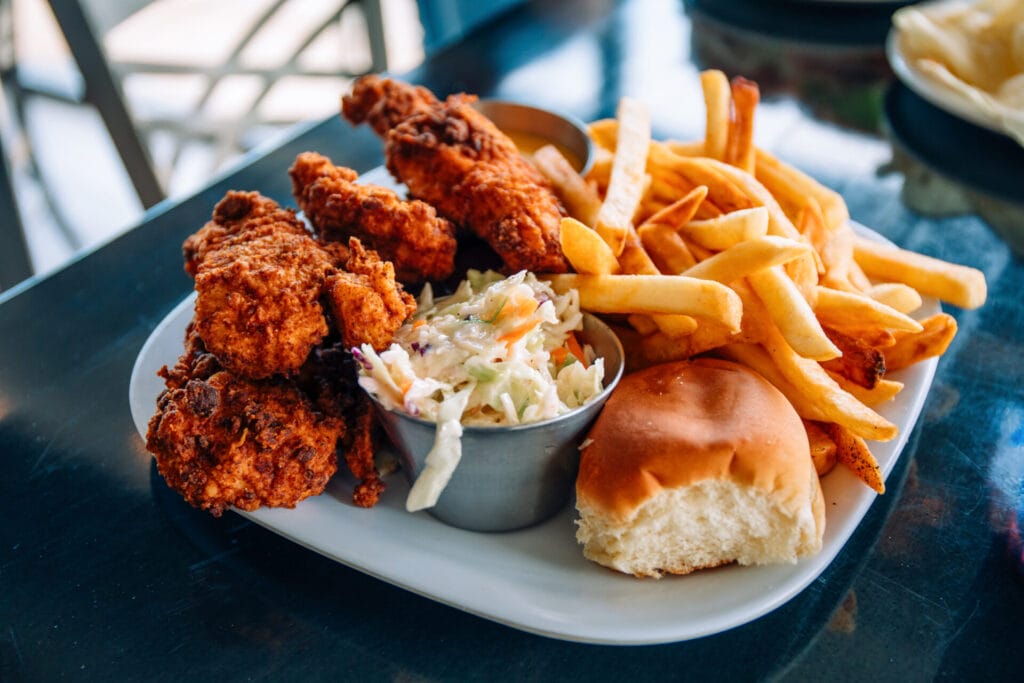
[365,311,624,532]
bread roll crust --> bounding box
[576,357,825,577]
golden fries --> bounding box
[682,235,811,283]
[725,77,759,173]
[594,98,650,256]
[700,70,731,161]
[852,235,987,309]
[823,423,885,494]
[534,145,602,226]
[559,217,620,275]
[542,274,743,329]
[814,287,924,333]
[883,313,958,372]
[561,69,987,496]
[678,206,769,251]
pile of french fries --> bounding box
[533,69,987,494]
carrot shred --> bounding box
[498,319,540,345]
[565,332,588,367]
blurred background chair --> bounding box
[0,0,425,289]
[0,0,525,291]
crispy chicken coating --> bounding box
[147,328,343,517]
[327,237,417,352]
[290,151,457,284]
[186,192,412,380]
[342,76,570,274]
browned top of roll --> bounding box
[576,358,819,525]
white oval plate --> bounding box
[129,224,938,645]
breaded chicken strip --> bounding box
[326,237,417,352]
[147,327,343,517]
[290,151,457,283]
[187,192,413,380]
[342,76,570,274]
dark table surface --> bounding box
[2,0,1022,680]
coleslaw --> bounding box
[355,270,606,512]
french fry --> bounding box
[534,145,602,226]
[595,98,650,255]
[683,235,812,283]
[815,286,924,333]
[638,186,708,230]
[700,69,731,161]
[542,274,743,330]
[823,422,885,494]
[867,283,923,314]
[755,148,850,232]
[725,76,759,173]
[617,231,699,337]
[679,206,769,251]
[587,119,618,151]
[642,322,738,363]
[665,139,705,157]
[699,157,820,298]
[638,223,697,273]
[882,313,958,372]
[828,371,904,407]
[852,235,987,309]
[820,326,886,389]
[748,267,841,361]
[804,420,839,476]
[627,314,660,336]
[559,218,620,275]
[818,222,859,292]
[648,144,755,214]
[716,343,830,423]
[758,317,898,441]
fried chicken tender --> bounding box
[297,343,386,507]
[186,191,412,380]
[327,237,417,351]
[290,151,457,284]
[147,327,343,517]
[342,76,570,274]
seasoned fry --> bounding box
[595,98,651,255]
[700,69,731,161]
[821,326,886,389]
[542,273,743,330]
[725,77,759,173]
[759,319,897,441]
[559,217,620,275]
[534,145,602,226]
[852,235,987,309]
[616,230,700,337]
[867,283,923,314]
[815,286,924,333]
[748,267,841,361]
[883,313,958,372]
[823,422,885,494]
[804,420,838,476]
[679,206,769,251]
[683,235,811,284]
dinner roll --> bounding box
[575,358,825,578]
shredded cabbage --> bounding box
[357,270,605,512]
